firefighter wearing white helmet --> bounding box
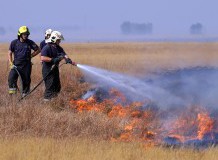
[40,30,76,101]
[40,29,53,50]
[48,31,64,43]
[45,29,53,39]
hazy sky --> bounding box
[1,0,218,40]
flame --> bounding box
[197,112,214,140]
[168,106,216,142]
[70,89,157,143]
[70,90,218,146]
[108,105,129,118]
[167,134,185,143]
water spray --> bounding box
[77,64,184,107]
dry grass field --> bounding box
[0,42,218,159]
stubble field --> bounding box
[0,42,218,159]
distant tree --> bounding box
[121,21,132,34]
[121,21,152,35]
[190,23,203,35]
[0,27,6,35]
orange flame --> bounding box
[197,113,214,140]
[70,89,157,143]
[168,106,216,141]
[70,90,217,145]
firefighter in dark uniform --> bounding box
[41,31,76,101]
[39,29,52,63]
[8,26,40,96]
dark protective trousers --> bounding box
[42,65,61,99]
[8,61,32,94]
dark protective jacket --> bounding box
[41,43,66,99]
[40,40,47,50]
[8,39,39,94]
[9,39,38,62]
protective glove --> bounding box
[65,58,73,64]
[65,58,77,66]
[51,56,63,65]
[9,62,15,69]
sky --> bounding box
[0,0,218,41]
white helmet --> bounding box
[48,31,64,43]
[45,29,53,37]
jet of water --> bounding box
[77,64,184,107]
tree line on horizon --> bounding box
[121,21,204,35]
[0,22,205,36]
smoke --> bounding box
[145,67,218,108]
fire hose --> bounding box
[19,62,76,101]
